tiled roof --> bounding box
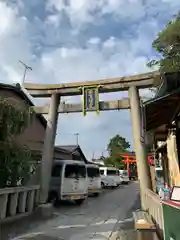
[56,145,79,152]
[0,82,47,128]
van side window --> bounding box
[77,166,86,178]
[107,170,117,175]
[87,168,100,177]
[65,165,77,178]
[52,165,62,177]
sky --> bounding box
[1,0,180,160]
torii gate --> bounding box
[24,70,160,209]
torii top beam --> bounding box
[24,71,160,97]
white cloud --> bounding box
[35,36,150,85]
[46,0,180,32]
[0,0,179,159]
[0,2,34,84]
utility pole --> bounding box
[74,133,79,145]
[19,60,32,84]
[92,151,95,160]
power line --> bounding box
[19,60,32,84]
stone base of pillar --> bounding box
[36,203,53,218]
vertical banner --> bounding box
[140,100,145,143]
[82,86,100,116]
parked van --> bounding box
[100,167,121,188]
[119,170,129,184]
[86,164,101,196]
[48,160,88,205]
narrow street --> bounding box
[2,182,140,240]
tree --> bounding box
[107,134,130,155]
[104,134,131,169]
[148,13,180,72]
[0,97,35,188]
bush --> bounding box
[0,97,34,188]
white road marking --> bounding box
[12,232,44,239]
[56,224,86,229]
[12,217,134,239]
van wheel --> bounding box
[75,199,85,205]
[93,192,99,197]
[48,192,58,206]
[101,182,105,188]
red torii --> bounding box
[120,152,153,177]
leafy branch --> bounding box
[0,97,35,188]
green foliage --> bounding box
[0,97,34,188]
[107,134,130,155]
[148,13,180,72]
[104,134,130,169]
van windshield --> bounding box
[65,164,86,179]
[87,167,100,178]
[107,170,117,176]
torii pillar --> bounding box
[128,86,151,209]
[40,93,60,204]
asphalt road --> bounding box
[2,182,140,240]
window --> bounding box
[107,170,117,176]
[100,170,104,175]
[64,164,86,178]
[77,165,86,178]
[65,164,77,178]
[51,165,62,177]
[87,167,100,177]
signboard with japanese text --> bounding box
[82,86,100,116]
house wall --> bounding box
[0,88,45,153]
[0,87,87,185]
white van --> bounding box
[86,164,101,196]
[119,170,129,184]
[100,167,121,188]
[48,160,88,205]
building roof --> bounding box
[143,87,180,132]
[56,145,79,152]
[155,71,180,98]
[55,145,88,163]
[0,83,47,128]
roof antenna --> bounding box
[19,60,32,85]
